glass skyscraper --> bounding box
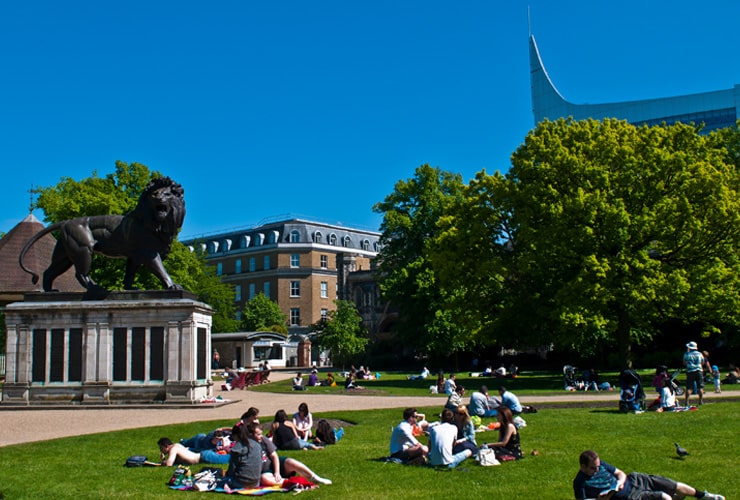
[530,34,739,133]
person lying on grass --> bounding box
[157,437,230,466]
[573,449,725,500]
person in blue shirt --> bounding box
[497,386,523,415]
[573,450,724,500]
[682,341,705,406]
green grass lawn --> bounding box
[0,399,737,499]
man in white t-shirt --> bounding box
[428,409,473,468]
[389,408,428,463]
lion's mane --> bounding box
[132,176,186,258]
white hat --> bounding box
[686,341,698,350]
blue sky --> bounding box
[2,1,739,238]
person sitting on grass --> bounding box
[246,422,332,486]
[389,407,429,465]
[452,405,478,456]
[656,377,678,412]
[307,369,321,386]
[222,421,263,492]
[270,409,324,451]
[292,372,306,391]
[344,371,364,390]
[497,386,523,415]
[429,409,473,468]
[481,406,522,461]
[573,449,725,500]
[158,437,230,466]
[292,402,313,440]
[469,385,498,418]
[445,385,466,412]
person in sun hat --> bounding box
[682,341,705,406]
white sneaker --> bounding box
[312,475,332,485]
[704,494,724,500]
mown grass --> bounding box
[0,400,737,499]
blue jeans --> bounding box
[200,449,230,464]
[448,450,471,468]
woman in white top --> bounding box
[293,402,314,440]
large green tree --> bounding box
[434,118,740,362]
[372,164,466,357]
[33,161,239,332]
[310,300,367,367]
[241,293,288,334]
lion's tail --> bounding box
[18,222,63,284]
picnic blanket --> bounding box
[170,484,289,495]
[169,471,316,495]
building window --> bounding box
[342,235,351,247]
[314,231,322,243]
[235,285,241,301]
[235,259,242,274]
[320,281,328,298]
[268,231,278,244]
[290,308,301,326]
[290,230,300,243]
[216,262,223,276]
[235,311,242,321]
[290,254,300,268]
[249,283,256,300]
[321,308,328,320]
[249,257,256,272]
[264,255,270,270]
[320,255,328,269]
[362,239,370,251]
[263,282,270,298]
[290,281,300,297]
[329,233,337,245]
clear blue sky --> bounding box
[2,1,739,238]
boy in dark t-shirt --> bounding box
[573,450,724,500]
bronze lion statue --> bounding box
[20,176,186,292]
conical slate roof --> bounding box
[0,214,84,304]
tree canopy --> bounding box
[429,119,740,362]
[33,161,239,332]
[310,300,368,367]
[241,293,288,334]
[372,164,466,357]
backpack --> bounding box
[124,455,148,467]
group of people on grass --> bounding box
[389,404,523,469]
[157,403,340,491]
[646,340,737,412]
[392,382,531,469]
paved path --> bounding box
[1,372,737,448]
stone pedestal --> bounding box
[2,290,213,406]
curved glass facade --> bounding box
[530,35,739,133]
